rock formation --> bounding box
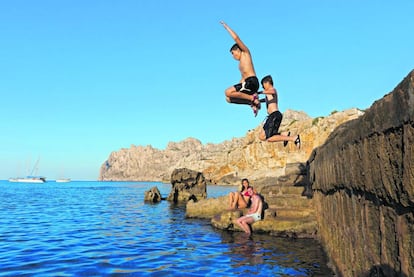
[99,109,363,184]
[308,70,414,276]
[103,69,414,276]
[144,186,163,203]
[166,168,207,203]
[187,162,318,238]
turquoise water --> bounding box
[0,181,333,276]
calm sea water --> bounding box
[0,181,333,276]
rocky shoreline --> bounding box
[108,69,414,276]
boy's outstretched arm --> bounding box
[220,21,250,53]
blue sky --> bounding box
[1,0,413,180]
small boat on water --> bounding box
[9,176,47,183]
[55,178,71,183]
[9,158,46,183]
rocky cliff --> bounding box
[308,70,414,276]
[99,109,363,183]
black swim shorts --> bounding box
[234,76,259,95]
[263,111,283,139]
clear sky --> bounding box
[1,0,413,180]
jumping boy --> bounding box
[220,21,261,116]
[258,75,301,148]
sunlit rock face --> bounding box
[100,109,362,184]
[308,70,414,276]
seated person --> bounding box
[236,186,263,235]
[228,178,252,210]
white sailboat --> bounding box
[56,178,71,183]
[55,167,71,183]
[9,158,46,183]
[9,176,46,183]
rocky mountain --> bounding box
[99,108,363,183]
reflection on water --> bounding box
[220,231,331,276]
[0,181,333,276]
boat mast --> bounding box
[30,157,40,176]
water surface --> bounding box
[0,181,333,276]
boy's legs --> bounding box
[236,216,254,234]
[224,77,260,108]
[225,86,256,104]
[259,129,291,141]
[267,134,296,143]
[260,111,295,142]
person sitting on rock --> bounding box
[228,178,252,210]
[236,186,263,235]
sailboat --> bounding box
[55,178,71,183]
[9,158,46,183]
[9,176,46,183]
[55,167,71,183]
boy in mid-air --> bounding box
[220,21,261,116]
[258,75,301,148]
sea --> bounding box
[0,180,334,276]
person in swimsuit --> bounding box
[236,187,263,235]
[228,178,252,210]
[258,75,301,148]
[220,21,261,117]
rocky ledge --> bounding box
[187,163,318,238]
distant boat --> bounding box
[9,176,46,183]
[55,178,71,183]
[9,158,46,183]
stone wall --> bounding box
[308,70,414,276]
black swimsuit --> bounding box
[234,76,259,95]
[263,111,283,139]
[265,94,278,107]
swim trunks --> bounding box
[234,76,259,95]
[246,212,262,222]
[263,110,283,139]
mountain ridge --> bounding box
[99,108,363,183]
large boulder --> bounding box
[167,168,207,203]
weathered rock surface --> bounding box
[308,70,414,276]
[166,168,207,203]
[99,109,363,184]
[187,163,318,238]
[144,186,163,203]
[99,65,414,277]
